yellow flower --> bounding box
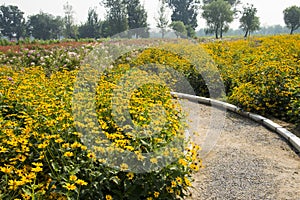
[69,175,77,181]
[176,177,182,185]
[81,145,87,151]
[171,180,177,188]
[31,166,43,173]
[0,166,13,174]
[62,143,70,148]
[8,179,19,190]
[184,177,192,187]
[120,163,128,171]
[178,158,187,166]
[55,138,64,143]
[136,153,145,161]
[32,162,43,167]
[64,151,74,157]
[126,172,134,180]
[105,195,113,200]
[154,191,160,198]
[166,186,174,193]
[21,173,36,183]
[150,158,158,164]
[87,152,96,160]
[63,183,76,191]
[0,146,7,153]
[38,141,49,149]
[21,193,31,200]
[75,179,88,186]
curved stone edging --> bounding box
[171,92,300,153]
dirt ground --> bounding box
[179,100,300,200]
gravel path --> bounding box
[180,100,300,200]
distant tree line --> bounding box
[0,0,299,41]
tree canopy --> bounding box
[125,0,149,38]
[78,8,102,38]
[0,5,26,40]
[283,5,300,34]
[167,0,199,37]
[27,12,63,40]
[170,21,187,37]
[202,0,240,7]
[102,0,128,36]
[202,0,234,38]
[239,4,260,38]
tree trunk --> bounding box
[161,29,165,38]
[244,29,248,38]
[290,27,294,35]
[220,24,223,39]
[215,28,218,39]
[220,28,223,39]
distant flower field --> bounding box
[0,34,299,199]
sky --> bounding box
[0,0,299,30]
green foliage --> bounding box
[203,0,240,6]
[27,12,64,40]
[239,4,260,38]
[78,8,102,39]
[102,0,128,36]
[167,0,199,37]
[202,0,234,39]
[283,5,300,34]
[170,21,187,37]
[0,5,26,40]
[125,0,149,38]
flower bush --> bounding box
[0,41,203,199]
[0,44,94,75]
[203,35,300,123]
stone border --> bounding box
[171,92,300,153]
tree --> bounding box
[239,4,260,38]
[203,0,240,18]
[101,0,128,36]
[156,0,169,38]
[27,12,63,40]
[124,0,148,38]
[202,0,234,39]
[170,21,187,37]
[0,5,26,40]
[283,5,300,34]
[203,0,240,6]
[78,8,102,38]
[167,0,199,37]
[63,2,77,38]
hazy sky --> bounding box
[0,0,299,30]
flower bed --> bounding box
[203,35,300,124]
[0,41,203,199]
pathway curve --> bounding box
[180,100,300,200]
